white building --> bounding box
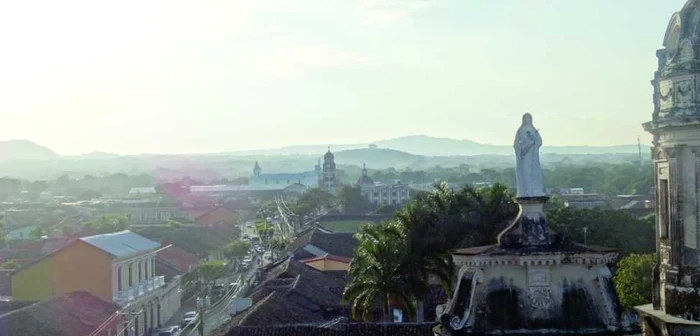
[357,164,411,206]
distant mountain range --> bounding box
[228,135,645,156]
[0,135,646,162]
[0,140,59,161]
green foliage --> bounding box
[269,237,287,251]
[367,163,652,197]
[337,185,373,214]
[293,188,336,215]
[29,227,45,240]
[197,260,226,283]
[344,221,413,321]
[413,182,518,249]
[547,207,655,257]
[83,214,130,234]
[223,241,251,260]
[254,221,274,242]
[614,253,655,309]
[0,259,20,269]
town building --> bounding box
[10,230,181,336]
[560,193,608,210]
[357,164,411,206]
[249,160,320,188]
[635,1,700,334]
[281,227,357,262]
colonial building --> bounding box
[435,115,621,335]
[10,230,181,336]
[636,1,700,334]
[319,149,340,194]
[249,160,320,188]
[357,164,411,206]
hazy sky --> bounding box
[0,0,687,155]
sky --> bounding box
[0,0,689,155]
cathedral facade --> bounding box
[637,1,700,334]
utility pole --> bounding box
[582,227,588,245]
[196,295,211,336]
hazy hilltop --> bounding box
[373,135,644,156]
[0,139,58,161]
[0,138,648,180]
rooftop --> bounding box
[0,291,121,336]
[80,230,160,258]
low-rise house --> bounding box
[300,254,351,272]
[10,230,181,336]
[281,228,357,261]
[128,187,158,199]
[561,193,608,210]
[229,259,347,328]
[4,225,37,241]
[190,206,237,227]
[155,244,201,281]
[0,291,121,336]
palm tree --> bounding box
[458,182,518,246]
[343,222,414,322]
[394,202,454,322]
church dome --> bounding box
[357,175,374,186]
[324,149,334,162]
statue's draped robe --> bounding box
[514,124,544,197]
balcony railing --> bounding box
[112,275,167,305]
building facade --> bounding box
[319,149,340,194]
[636,1,700,334]
[357,164,411,206]
[249,161,320,188]
[10,230,181,336]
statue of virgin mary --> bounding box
[514,113,545,198]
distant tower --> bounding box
[319,147,339,193]
[636,1,700,333]
[357,163,374,187]
[638,136,643,168]
[253,161,261,177]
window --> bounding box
[151,259,155,277]
[145,259,149,279]
[128,263,133,287]
[659,179,670,239]
[117,266,123,290]
[138,261,142,282]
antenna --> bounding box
[638,136,642,167]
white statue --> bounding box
[514,113,545,198]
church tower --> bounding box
[637,1,700,331]
[253,161,261,177]
[319,148,339,193]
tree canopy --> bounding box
[614,253,654,309]
[223,241,251,260]
[83,214,130,234]
[197,260,226,283]
[547,208,655,257]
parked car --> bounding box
[156,326,182,336]
[181,311,199,328]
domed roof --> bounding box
[358,175,374,186]
[324,148,334,161]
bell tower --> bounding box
[319,147,339,193]
[638,1,700,329]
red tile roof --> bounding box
[0,291,121,336]
[157,244,201,273]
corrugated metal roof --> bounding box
[80,230,159,258]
